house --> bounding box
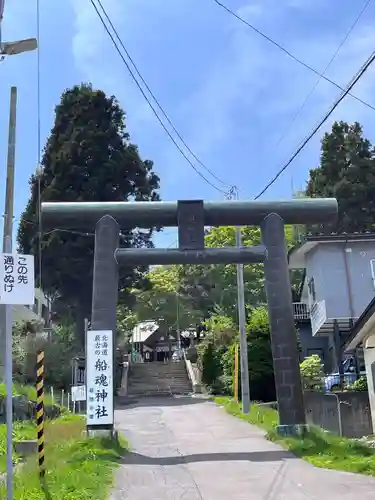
[343,297,375,430]
[13,287,51,328]
[289,232,375,373]
[131,321,191,361]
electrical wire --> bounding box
[0,0,4,45]
[212,0,375,113]
[95,0,232,190]
[36,0,42,314]
[254,49,375,200]
[90,0,228,195]
[273,0,373,152]
[20,218,95,237]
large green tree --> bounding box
[17,83,160,344]
[132,224,300,332]
[131,265,200,332]
[178,226,266,321]
[178,224,297,321]
[306,121,375,232]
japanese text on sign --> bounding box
[86,330,113,426]
[0,253,35,305]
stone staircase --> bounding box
[127,361,192,397]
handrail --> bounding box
[183,349,202,394]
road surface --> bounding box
[110,396,375,499]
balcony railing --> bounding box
[292,302,310,320]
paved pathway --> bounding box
[111,396,375,499]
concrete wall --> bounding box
[306,241,375,320]
[304,391,373,438]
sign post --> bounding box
[0,250,34,500]
[71,385,86,413]
[86,330,114,435]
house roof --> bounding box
[344,295,375,352]
[288,232,375,269]
[131,321,159,343]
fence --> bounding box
[47,387,86,414]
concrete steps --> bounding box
[127,361,191,397]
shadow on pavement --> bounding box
[120,449,296,465]
[116,395,210,410]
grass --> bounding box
[0,413,128,499]
[0,383,54,406]
[0,420,38,472]
[215,396,375,476]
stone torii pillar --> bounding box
[261,213,305,434]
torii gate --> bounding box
[42,197,337,436]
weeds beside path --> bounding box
[0,414,128,500]
[215,396,375,477]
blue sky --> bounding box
[1,0,375,249]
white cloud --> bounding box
[181,1,375,162]
[70,0,375,195]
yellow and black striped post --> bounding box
[36,350,45,478]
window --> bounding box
[370,260,375,289]
[307,277,316,305]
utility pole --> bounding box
[0,86,17,379]
[235,224,251,413]
[228,186,250,414]
[0,86,17,500]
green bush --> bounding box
[197,335,223,386]
[346,376,368,391]
[197,307,276,402]
[300,355,324,391]
[12,321,77,390]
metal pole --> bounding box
[4,235,13,500]
[235,227,250,414]
[0,87,17,387]
[2,87,17,251]
[1,87,17,500]
[325,393,343,436]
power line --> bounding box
[89,0,228,195]
[95,0,232,190]
[273,0,373,152]
[212,0,375,113]
[254,49,375,200]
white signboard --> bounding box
[71,385,86,402]
[86,330,113,426]
[0,253,35,305]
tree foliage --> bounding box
[196,307,275,401]
[131,265,200,331]
[300,355,324,391]
[17,83,160,342]
[306,121,375,232]
[178,226,266,320]
[12,321,76,389]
